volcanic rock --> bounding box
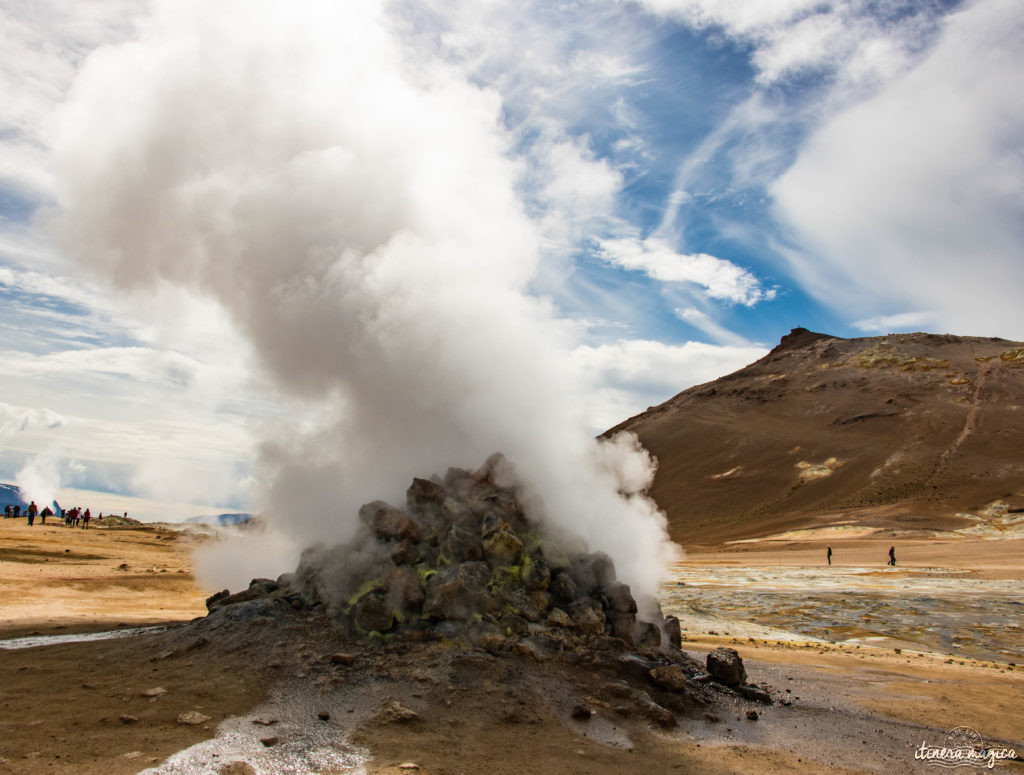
[707,647,747,687]
[571,552,615,594]
[375,699,419,725]
[601,582,638,614]
[359,501,418,542]
[648,665,689,692]
[483,528,523,566]
[442,525,483,563]
[663,615,682,649]
[634,620,662,648]
[354,591,395,633]
[422,562,491,622]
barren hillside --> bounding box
[608,328,1024,545]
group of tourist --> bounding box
[2,501,118,529]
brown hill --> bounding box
[607,328,1024,545]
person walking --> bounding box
[27,501,37,526]
[826,545,832,566]
[887,546,896,566]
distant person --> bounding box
[826,545,832,566]
[27,501,37,526]
[82,509,91,529]
[3,504,10,518]
[887,546,896,566]
[40,506,52,525]
[13,505,20,518]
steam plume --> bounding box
[51,0,676,593]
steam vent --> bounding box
[211,454,669,648]
[200,454,777,732]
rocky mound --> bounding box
[608,328,1024,544]
[211,454,670,650]
[193,455,777,736]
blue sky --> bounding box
[0,0,1022,520]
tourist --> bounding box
[826,545,832,566]
[27,500,37,526]
[887,546,896,566]
[82,508,91,529]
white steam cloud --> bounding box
[50,0,676,594]
[15,454,63,509]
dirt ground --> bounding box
[1,519,1021,775]
[682,532,1024,580]
[0,519,209,637]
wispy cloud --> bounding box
[572,338,767,431]
[773,0,1024,339]
[600,237,773,305]
[851,311,938,334]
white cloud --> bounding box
[0,401,66,440]
[638,0,938,89]
[675,306,754,346]
[851,311,938,334]
[773,0,1024,339]
[600,236,771,305]
[572,338,767,431]
[0,0,148,200]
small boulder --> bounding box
[407,478,446,511]
[605,612,636,644]
[569,600,605,635]
[648,665,689,692]
[601,582,637,614]
[384,567,426,613]
[248,578,279,595]
[663,615,682,649]
[522,555,551,591]
[354,591,395,633]
[205,589,230,611]
[358,501,413,542]
[571,705,593,721]
[483,528,523,566]
[391,539,423,566]
[571,552,616,594]
[330,652,355,666]
[442,525,483,564]
[634,620,662,648]
[375,700,419,725]
[545,607,571,628]
[549,571,577,603]
[707,647,747,687]
[736,684,773,704]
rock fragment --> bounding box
[176,711,211,726]
[375,700,419,725]
[707,647,747,687]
